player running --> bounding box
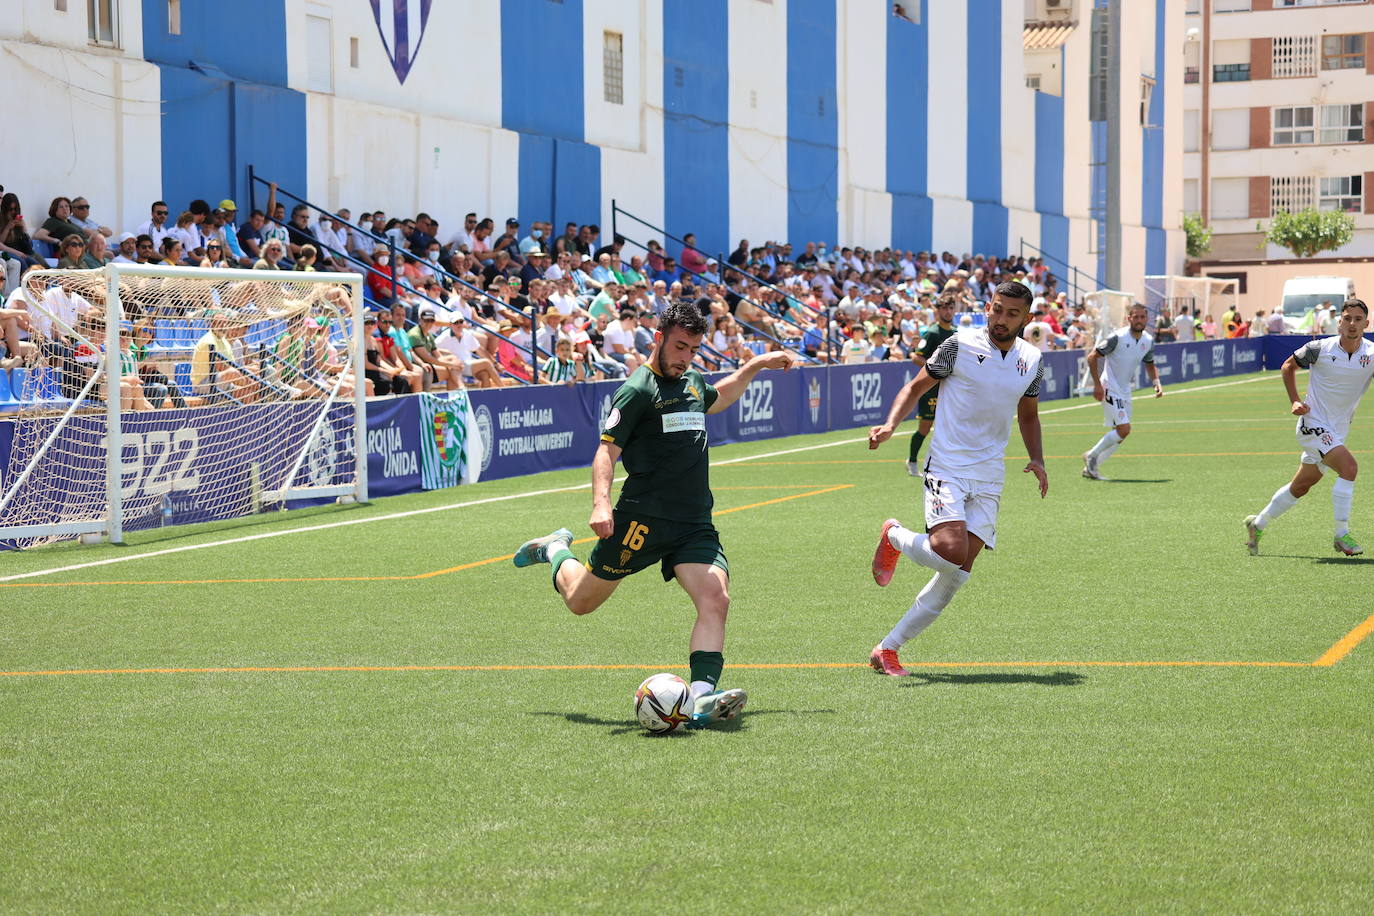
[906,293,958,476]
[1082,302,1163,480]
[867,282,1049,676]
[512,302,794,727]
[1244,298,1373,557]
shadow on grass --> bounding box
[1257,555,1374,565]
[531,708,835,737]
[897,670,1086,688]
[1101,478,1173,485]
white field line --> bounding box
[1,374,1277,583]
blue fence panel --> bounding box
[365,394,423,497]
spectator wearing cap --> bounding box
[68,197,112,239]
[435,313,500,388]
[111,232,138,264]
[491,218,523,265]
[407,307,462,389]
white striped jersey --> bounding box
[1293,336,1374,439]
[923,328,1043,484]
[1095,327,1155,394]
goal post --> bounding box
[0,263,368,550]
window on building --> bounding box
[1186,0,1201,12]
[1319,175,1363,211]
[1272,35,1317,78]
[87,0,117,46]
[1026,74,1042,90]
[1140,76,1155,125]
[1212,39,1251,82]
[1273,106,1315,145]
[350,37,359,68]
[1271,175,1316,214]
[1211,177,1251,219]
[1184,40,1200,83]
[1213,63,1250,81]
[1321,34,1365,70]
[1183,179,1200,214]
[1213,0,1250,11]
[1212,108,1250,150]
[603,31,624,105]
[55,0,67,11]
[1089,7,1108,121]
[167,0,180,35]
[1184,110,1201,152]
[306,15,333,93]
[1320,103,1364,143]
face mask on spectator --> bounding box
[427,251,439,262]
[533,229,543,239]
[377,255,390,266]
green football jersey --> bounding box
[601,365,719,522]
[916,323,956,361]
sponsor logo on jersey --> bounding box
[661,412,706,433]
[976,354,987,364]
[603,407,622,432]
[619,549,633,566]
[1361,354,1371,369]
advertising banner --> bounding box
[365,394,422,498]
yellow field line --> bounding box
[0,659,1316,678]
[0,485,853,589]
[1314,611,1374,667]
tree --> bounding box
[1182,213,1212,259]
[1258,208,1355,259]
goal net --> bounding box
[1143,275,1238,328]
[0,263,367,550]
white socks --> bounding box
[1332,477,1355,538]
[689,680,714,700]
[1255,484,1299,529]
[1089,430,1123,466]
[886,525,961,575]
[880,568,972,651]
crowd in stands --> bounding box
[0,179,1291,402]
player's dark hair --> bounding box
[935,292,958,309]
[660,301,708,338]
[994,280,1032,304]
[1342,298,1368,317]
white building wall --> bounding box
[927,0,971,253]
[583,0,645,153]
[726,0,790,248]
[599,0,664,240]
[837,1,888,249]
[0,0,158,236]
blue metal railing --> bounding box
[247,168,554,385]
[1018,237,1106,309]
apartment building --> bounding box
[1183,0,1374,269]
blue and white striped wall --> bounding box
[1,0,1183,296]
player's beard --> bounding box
[988,321,1021,343]
[656,348,686,379]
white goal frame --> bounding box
[0,263,368,546]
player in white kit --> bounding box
[1082,303,1163,480]
[866,282,1049,676]
[1244,298,1373,557]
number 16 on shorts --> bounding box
[622,521,649,551]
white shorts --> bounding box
[922,473,1002,549]
[1102,389,1131,428]
[1296,418,1344,466]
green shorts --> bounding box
[916,386,939,422]
[586,511,729,582]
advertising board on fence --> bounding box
[0,337,1283,528]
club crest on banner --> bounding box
[808,377,822,424]
[370,0,432,84]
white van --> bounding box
[1279,276,1356,332]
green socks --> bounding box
[908,430,926,463]
[689,650,724,693]
[548,545,576,592]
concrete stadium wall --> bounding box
[0,0,1183,298]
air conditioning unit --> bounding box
[1047,0,1061,6]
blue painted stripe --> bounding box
[1039,213,1071,283]
[1091,119,1107,284]
[967,0,1006,255]
[887,0,930,250]
[1142,0,1168,274]
[663,0,729,256]
[1033,87,1070,278]
[553,140,601,234]
[518,135,555,231]
[786,0,838,247]
[500,0,584,141]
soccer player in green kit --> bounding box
[907,293,958,476]
[513,302,794,728]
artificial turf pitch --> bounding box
[2,369,1372,913]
